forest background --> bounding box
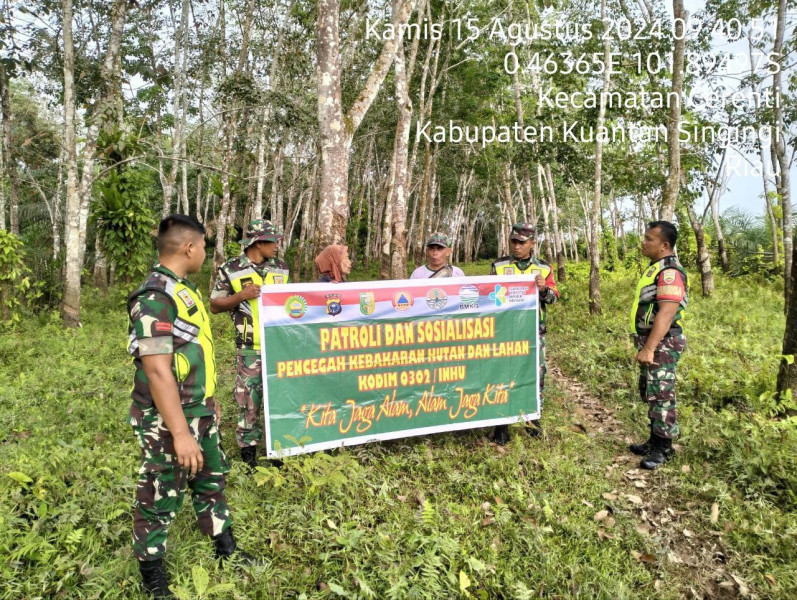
[1,0,796,598]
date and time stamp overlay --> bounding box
[368,14,785,177]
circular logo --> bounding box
[284,295,308,319]
[458,285,479,309]
[426,288,448,310]
[392,291,414,311]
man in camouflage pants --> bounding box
[210,220,289,469]
[629,221,688,470]
[128,215,257,599]
[490,223,559,445]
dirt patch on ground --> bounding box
[550,364,750,599]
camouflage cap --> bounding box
[426,232,451,248]
[510,223,536,242]
[240,219,283,247]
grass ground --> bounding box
[0,260,794,599]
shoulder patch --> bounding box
[662,270,677,284]
[176,288,196,308]
[155,322,173,332]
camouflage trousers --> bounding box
[234,352,264,448]
[635,334,686,439]
[132,410,231,561]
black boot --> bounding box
[139,558,173,599]
[492,425,510,446]
[525,419,542,438]
[640,435,675,470]
[213,527,262,566]
[630,421,654,455]
[240,446,257,470]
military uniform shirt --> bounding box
[211,254,289,350]
[128,264,216,422]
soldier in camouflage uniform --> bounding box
[210,220,289,469]
[491,224,559,445]
[128,215,257,599]
[629,220,688,470]
[410,233,465,279]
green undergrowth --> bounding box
[0,260,794,598]
[549,261,797,597]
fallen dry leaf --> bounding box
[625,494,643,505]
[582,500,595,508]
[681,464,691,473]
[633,480,647,489]
[594,509,609,522]
[482,517,495,526]
[494,496,503,505]
[397,495,407,502]
[602,492,618,502]
[637,553,657,564]
[710,502,719,524]
[730,574,750,597]
[571,423,588,434]
[667,551,683,564]
[636,523,652,536]
[604,516,616,528]
[597,528,616,540]
[495,445,506,455]
[683,529,694,538]
[481,502,492,512]
[765,574,776,587]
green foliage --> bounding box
[0,231,42,326]
[91,168,157,282]
[715,207,780,278]
[550,265,797,594]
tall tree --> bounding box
[771,0,792,307]
[660,0,686,221]
[589,0,612,315]
[315,0,413,247]
[61,0,129,327]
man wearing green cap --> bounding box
[491,223,559,445]
[210,220,289,469]
[411,233,466,279]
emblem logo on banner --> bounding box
[284,295,308,319]
[426,288,448,310]
[359,292,375,315]
[458,285,480,309]
[392,291,413,311]
[489,284,507,307]
[325,294,342,316]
